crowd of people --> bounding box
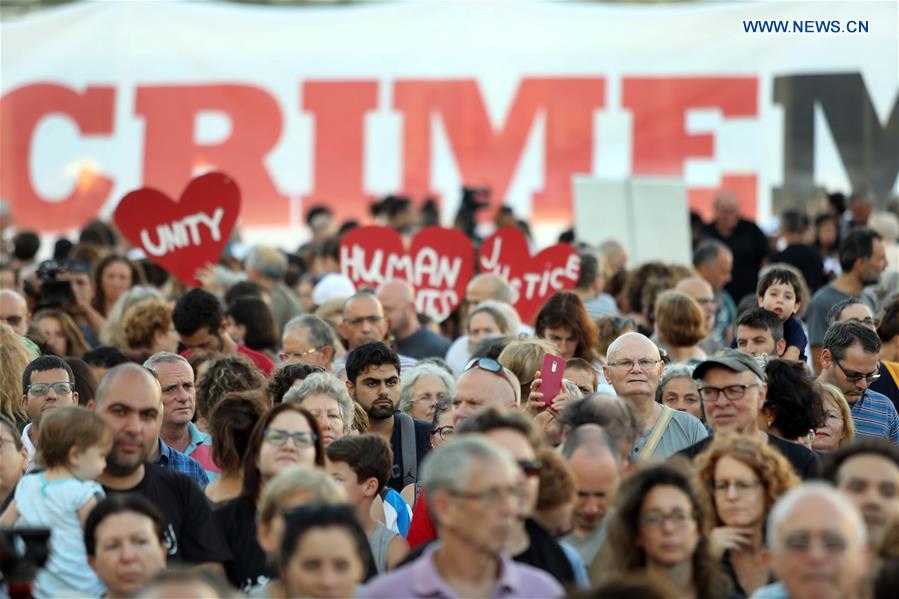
[0,188,897,599]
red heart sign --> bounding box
[478,227,581,324]
[340,226,474,322]
[113,173,240,287]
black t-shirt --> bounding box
[679,433,820,480]
[514,518,576,585]
[701,219,770,303]
[871,362,899,412]
[397,328,452,360]
[213,497,273,591]
[773,244,826,293]
[102,464,231,564]
[387,412,432,492]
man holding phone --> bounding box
[603,333,707,462]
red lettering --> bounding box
[135,85,287,226]
[300,81,378,223]
[624,77,758,175]
[394,78,604,221]
[0,84,114,231]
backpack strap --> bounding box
[638,404,675,463]
[396,412,418,488]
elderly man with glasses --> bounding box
[20,355,80,471]
[816,321,899,445]
[603,333,707,462]
[680,349,820,479]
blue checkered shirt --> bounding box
[153,439,211,488]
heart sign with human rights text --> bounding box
[340,226,474,322]
[478,227,581,324]
[113,172,240,286]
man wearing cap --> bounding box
[680,349,820,479]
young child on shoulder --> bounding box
[0,405,112,598]
[757,266,808,362]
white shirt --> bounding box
[20,423,36,472]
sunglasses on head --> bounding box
[464,357,518,398]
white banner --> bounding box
[1,0,896,245]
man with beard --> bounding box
[345,342,431,492]
[89,363,229,566]
[560,425,621,569]
[806,228,887,373]
[822,440,899,553]
[360,437,563,599]
[816,321,899,444]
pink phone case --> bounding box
[540,354,566,404]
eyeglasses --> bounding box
[640,509,693,528]
[346,315,384,327]
[279,347,317,362]
[0,315,23,327]
[782,531,848,554]
[263,428,317,447]
[699,384,759,403]
[464,358,518,397]
[26,382,74,397]
[711,480,762,495]
[431,425,455,441]
[607,358,660,371]
[844,316,878,327]
[517,459,542,478]
[833,360,880,384]
[448,485,528,507]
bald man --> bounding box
[0,289,30,335]
[675,277,722,355]
[377,280,450,360]
[561,425,621,567]
[89,365,227,568]
[452,359,520,426]
[603,333,707,462]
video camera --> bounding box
[0,527,50,598]
[24,259,91,312]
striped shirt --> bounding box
[849,390,899,445]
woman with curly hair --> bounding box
[534,291,598,363]
[195,355,266,429]
[760,359,827,448]
[694,434,799,598]
[591,460,725,599]
[31,309,90,358]
[122,298,179,356]
[654,291,708,365]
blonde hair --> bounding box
[256,464,345,525]
[0,324,30,422]
[498,337,559,388]
[123,299,173,350]
[817,383,855,446]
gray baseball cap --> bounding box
[691,349,766,381]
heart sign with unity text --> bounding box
[113,172,240,287]
[340,226,474,322]
[478,227,581,324]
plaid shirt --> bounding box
[850,390,899,445]
[153,439,211,488]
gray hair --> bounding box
[399,362,456,414]
[693,239,731,268]
[283,372,354,433]
[143,351,191,373]
[562,379,583,401]
[420,436,514,496]
[654,363,696,404]
[561,423,619,467]
[283,314,336,350]
[767,482,867,551]
[245,245,288,281]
